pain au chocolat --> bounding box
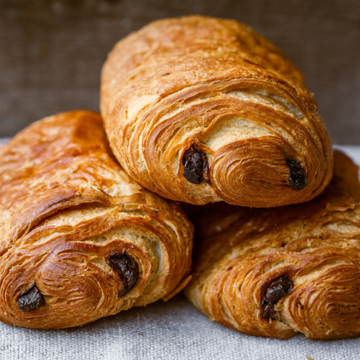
[0,110,193,329]
[101,15,333,207]
[184,151,360,340]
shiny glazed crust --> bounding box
[101,15,333,207]
[0,110,193,329]
[184,151,360,340]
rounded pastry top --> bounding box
[101,15,333,207]
[184,151,360,340]
[0,110,193,329]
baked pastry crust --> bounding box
[101,15,333,207]
[0,110,193,329]
[184,151,360,340]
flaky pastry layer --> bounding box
[184,151,360,340]
[101,15,333,207]
[0,110,193,329]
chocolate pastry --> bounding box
[184,151,360,340]
[182,145,209,184]
[0,111,193,329]
[261,275,293,321]
[17,284,45,312]
[287,159,308,190]
[108,253,139,297]
[101,15,332,207]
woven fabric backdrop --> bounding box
[0,0,360,144]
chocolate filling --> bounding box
[287,159,308,190]
[108,253,139,297]
[261,275,293,321]
[182,145,209,184]
[17,284,45,312]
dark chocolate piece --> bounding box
[287,159,308,190]
[261,275,293,321]
[17,284,45,312]
[182,145,209,184]
[108,253,139,297]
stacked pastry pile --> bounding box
[0,15,359,340]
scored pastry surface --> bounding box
[0,110,193,329]
[101,15,333,207]
[184,151,360,340]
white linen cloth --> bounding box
[0,139,359,360]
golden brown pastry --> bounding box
[101,15,333,207]
[0,110,193,329]
[184,151,360,340]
